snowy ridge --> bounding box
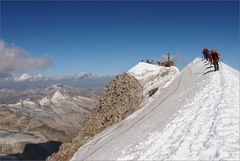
[71,58,239,161]
[119,62,239,160]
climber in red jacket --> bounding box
[211,49,221,71]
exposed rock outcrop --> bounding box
[0,142,26,154]
[0,106,67,143]
[47,73,143,161]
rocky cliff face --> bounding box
[47,73,143,161]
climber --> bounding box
[209,50,213,64]
[211,49,221,71]
[202,48,209,61]
[202,48,208,61]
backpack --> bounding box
[212,52,219,60]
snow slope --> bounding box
[71,58,239,161]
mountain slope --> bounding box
[71,58,239,161]
[47,63,179,161]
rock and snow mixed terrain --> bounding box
[47,73,144,161]
[70,58,239,161]
[0,85,102,158]
[47,62,179,161]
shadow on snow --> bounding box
[202,70,216,75]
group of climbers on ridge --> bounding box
[141,53,174,67]
[202,48,221,71]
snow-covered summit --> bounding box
[51,90,67,104]
[128,62,164,76]
[128,62,179,97]
[128,62,179,81]
[71,58,239,161]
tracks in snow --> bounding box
[119,65,239,160]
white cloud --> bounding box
[0,40,52,78]
[11,72,97,82]
[16,73,32,82]
[14,73,46,82]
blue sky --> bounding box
[1,1,239,76]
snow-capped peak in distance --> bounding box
[76,72,98,79]
[50,72,98,81]
[51,90,67,104]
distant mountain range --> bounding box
[0,77,111,159]
[13,72,98,82]
[0,73,113,89]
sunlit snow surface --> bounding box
[127,62,179,97]
[71,58,239,161]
